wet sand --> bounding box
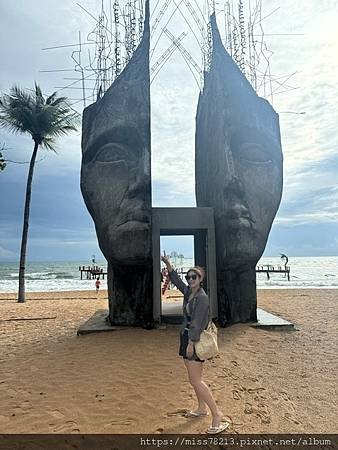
[0,288,337,434]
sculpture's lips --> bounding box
[225,211,255,222]
[226,213,255,229]
[115,220,149,233]
[116,207,149,227]
[230,215,255,223]
[116,217,149,228]
[236,217,254,228]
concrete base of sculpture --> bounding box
[161,303,293,329]
[250,309,294,331]
[77,310,126,335]
[77,305,294,334]
[161,302,184,325]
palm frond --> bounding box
[46,92,58,105]
[0,84,78,147]
[50,96,68,107]
[41,136,57,151]
[34,82,45,107]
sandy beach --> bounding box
[0,288,337,435]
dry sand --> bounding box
[0,288,337,434]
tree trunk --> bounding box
[18,141,39,303]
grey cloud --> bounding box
[1,0,338,259]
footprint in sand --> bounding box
[284,412,301,425]
[277,392,300,424]
[232,384,245,401]
[52,420,80,432]
[244,400,272,424]
[247,387,266,394]
[267,391,300,425]
[244,403,253,414]
[48,409,66,420]
[232,390,241,400]
[280,392,296,411]
[166,409,187,418]
[104,417,137,428]
[256,408,271,424]
[222,367,239,381]
[280,391,291,402]
[233,383,246,392]
[244,376,259,383]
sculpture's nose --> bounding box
[128,173,149,199]
[226,175,245,197]
[224,147,245,198]
[224,145,236,180]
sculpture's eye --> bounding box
[237,143,272,164]
[95,144,129,164]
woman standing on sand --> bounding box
[161,254,230,434]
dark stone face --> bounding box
[80,3,151,267]
[79,1,153,328]
[196,15,283,269]
[81,124,151,265]
[217,125,283,267]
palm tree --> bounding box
[0,143,7,171]
[0,83,78,302]
[0,151,5,171]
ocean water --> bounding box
[0,257,338,293]
[0,261,106,293]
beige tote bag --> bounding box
[194,321,219,360]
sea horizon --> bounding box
[1,254,338,263]
[1,256,338,292]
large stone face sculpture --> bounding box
[195,14,283,325]
[80,0,153,328]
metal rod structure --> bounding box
[39,1,298,109]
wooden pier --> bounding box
[79,265,107,280]
[79,261,290,282]
[256,265,290,281]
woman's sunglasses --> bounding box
[185,274,198,281]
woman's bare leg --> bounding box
[183,359,207,413]
[185,360,223,427]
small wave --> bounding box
[7,271,77,281]
[55,273,76,280]
[25,275,55,281]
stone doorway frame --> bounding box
[152,207,217,323]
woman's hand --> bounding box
[186,342,194,359]
[161,254,172,271]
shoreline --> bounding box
[1,286,338,299]
[0,288,337,434]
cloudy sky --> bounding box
[0,0,337,262]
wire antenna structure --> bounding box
[40,1,299,110]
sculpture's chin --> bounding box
[225,248,261,268]
[99,222,151,265]
[220,225,267,267]
[226,243,265,266]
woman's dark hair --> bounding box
[187,266,206,282]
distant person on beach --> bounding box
[95,278,101,293]
[161,254,230,434]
